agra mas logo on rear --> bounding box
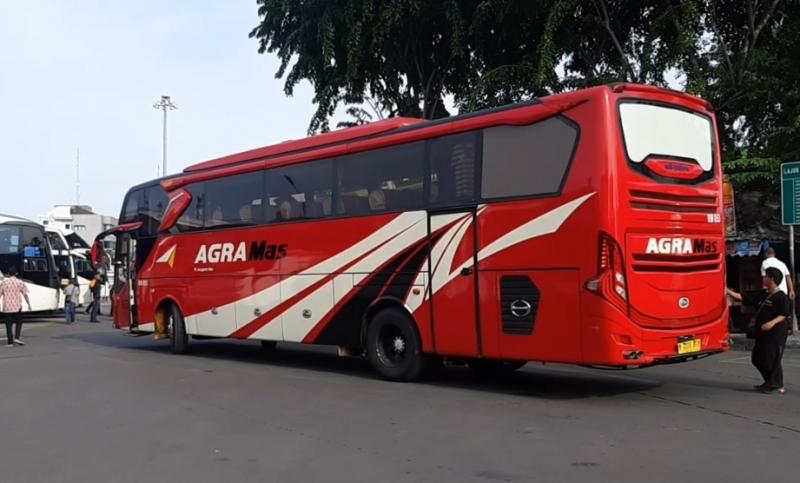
[194,241,288,264]
[156,245,177,268]
[645,238,718,255]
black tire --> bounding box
[168,304,189,354]
[467,359,526,376]
[366,307,427,381]
[260,340,277,354]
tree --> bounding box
[251,0,800,199]
[251,0,479,133]
[686,0,798,193]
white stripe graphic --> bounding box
[187,212,425,327]
[450,192,596,282]
[405,193,595,311]
[280,214,429,342]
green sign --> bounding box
[781,161,800,224]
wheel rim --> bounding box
[378,324,407,366]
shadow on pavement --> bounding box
[59,329,662,400]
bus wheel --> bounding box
[168,304,189,355]
[467,359,526,376]
[260,340,277,354]
[366,307,426,382]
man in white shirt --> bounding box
[761,247,795,300]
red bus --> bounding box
[98,84,729,380]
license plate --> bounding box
[677,338,701,355]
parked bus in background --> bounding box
[96,84,729,381]
[45,227,97,306]
[1,215,60,312]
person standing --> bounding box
[761,247,794,299]
[89,273,102,323]
[63,278,79,325]
[727,267,790,394]
[0,267,32,347]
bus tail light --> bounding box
[585,232,629,314]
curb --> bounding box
[729,333,800,350]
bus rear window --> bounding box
[619,102,714,177]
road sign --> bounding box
[781,161,800,225]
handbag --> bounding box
[746,293,774,339]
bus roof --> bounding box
[184,117,424,173]
[0,213,41,227]
[159,84,711,191]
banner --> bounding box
[723,178,736,237]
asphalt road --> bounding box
[1,311,798,483]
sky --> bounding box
[0,0,321,220]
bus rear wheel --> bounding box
[366,307,427,382]
[168,304,188,355]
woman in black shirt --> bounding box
[727,267,789,394]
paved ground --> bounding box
[1,310,798,483]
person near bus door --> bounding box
[726,267,789,394]
[0,266,32,347]
[89,273,103,323]
[761,247,794,299]
[63,278,79,325]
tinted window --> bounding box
[204,171,264,228]
[47,232,68,251]
[66,233,90,249]
[21,226,51,285]
[175,183,205,232]
[0,226,19,255]
[265,161,333,222]
[429,132,477,205]
[337,142,425,216]
[481,117,577,199]
[121,189,142,223]
[142,185,169,236]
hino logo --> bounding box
[510,299,533,318]
[645,238,717,255]
[194,241,288,264]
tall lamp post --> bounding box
[153,95,177,177]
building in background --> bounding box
[38,205,118,255]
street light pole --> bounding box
[152,95,177,177]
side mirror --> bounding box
[159,188,192,233]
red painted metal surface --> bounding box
[107,84,728,368]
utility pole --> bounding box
[152,95,177,177]
[76,148,80,205]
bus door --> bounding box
[111,234,137,330]
[93,222,141,330]
[428,209,481,357]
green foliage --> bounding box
[251,0,800,198]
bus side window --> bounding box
[265,160,333,223]
[429,132,477,206]
[481,118,578,199]
[336,141,425,216]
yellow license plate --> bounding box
[677,339,701,355]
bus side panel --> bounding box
[478,269,582,362]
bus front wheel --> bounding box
[366,307,426,382]
[169,304,189,355]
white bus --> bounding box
[0,214,60,312]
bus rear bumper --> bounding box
[582,311,730,367]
